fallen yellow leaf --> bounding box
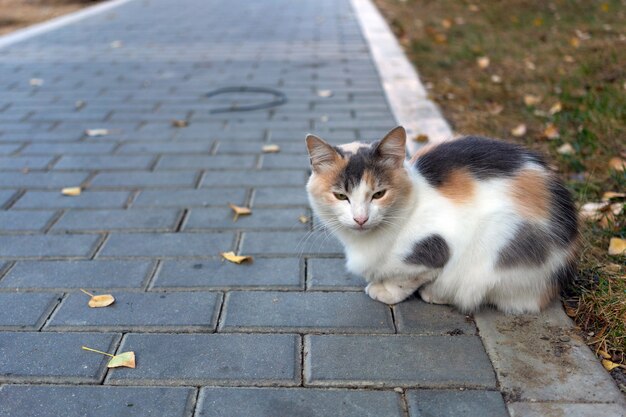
[557,143,575,155]
[511,124,527,137]
[524,60,536,71]
[228,203,251,222]
[80,289,115,308]
[598,350,611,359]
[434,33,447,44]
[262,144,281,153]
[563,55,575,63]
[608,157,625,172]
[570,37,580,48]
[82,346,136,369]
[221,251,253,264]
[85,129,109,137]
[171,119,188,128]
[564,306,577,318]
[602,192,626,201]
[608,238,625,256]
[441,19,452,29]
[602,359,621,371]
[542,124,560,140]
[477,56,490,69]
[299,215,310,224]
[523,94,542,106]
[413,134,429,143]
[549,102,562,115]
[61,187,81,196]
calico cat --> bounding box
[306,126,578,313]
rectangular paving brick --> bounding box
[184,207,308,230]
[0,210,56,231]
[22,143,116,155]
[215,141,306,155]
[201,170,306,187]
[406,390,508,417]
[307,258,364,290]
[260,154,310,169]
[156,155,257,169]
[12,190,131,209]
[0,234,101,258]
[133,188,247,207]
[90,171,197,187]
[305,335,496,388]
[507,403,626,417]
[0,260,154,289]
[393,298,477,335]
[0,385,196,417]
[0,172,89,189]
[52,208,181,231]
[197,387,403,417]
[54,155,154,170]
[117,141,213,154]
[0,190,16,207]
[153,258,302,289]
[252,186,309,206]
[99,232,235,258]
[0,156,53,170]
[0,332,119,383]
[220,291,393,333]
[241,232,343,255]
[107,333,300,386]
[47,291,222,332]
[0,293,61,330]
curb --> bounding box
[0,0,135,50]
[351,0,626,413]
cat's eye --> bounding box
[334,192,349,201]
[372,190,386,199]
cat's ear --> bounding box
[306,134,339,173]
[375,126,407,168]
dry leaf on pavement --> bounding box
[29,78,44,86]
[221,251,253,264]
[228,203,251,222]
[82,346,136,369]
[299,215,310,224]
[413,134,429,143]
[80,289,115,308]
[85,129,109,137]
[262,144,281,153]
[61,187,81,196]
[317,89,333,97]
[171,119,188,128]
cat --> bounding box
[305,126,578,314]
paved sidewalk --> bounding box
[0,1,621,416]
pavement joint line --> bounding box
[39,293,66,331]
[142,259,162,291]
[89,234,109,259]
[41,209,65,234]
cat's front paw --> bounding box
[365,282,411,305]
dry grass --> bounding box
[0,0,101,35]
[374,0,625,387]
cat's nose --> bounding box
[353,216,369,226]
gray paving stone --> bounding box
[0,156,53,170]
[0,144,20,155]
[260,154,310,169]
[0,172,89,189]
[47,291,221,332]
[197,387,403,417]
[117,141,213,154]
[54,155,154,170]
[406,390,508,417]
[0,260,154,289]
[0,190,16,207]
[241,231,343,255]
[507,402,626,417]
[0,332,119,383]
[12,190,131,209]
[153,258,302,289]
[215,141,306,155]
[201,170,306,187]
[99,232,235,258]
[252,187,309,206]
[90,171,197,187]
[133,188,247,207]
[0,385,196,417]
[0,293,61,330]
[307,258,364,290]
[107,333,300,386]
[53,208,181,231]
[184,207,308,230]
[220,291,394,333]
[305,335,496,388]
[0,234,101,258]
[0,210,56,231]
[393,298,477,335]
[156,155,257,169]
[22,143,116,155]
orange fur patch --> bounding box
[438,168,475,204]
[510,169,550,220]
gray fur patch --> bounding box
[404,234,450,268]
[497,222,552,268]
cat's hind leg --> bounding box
[418,282,448,305]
